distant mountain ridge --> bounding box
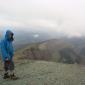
[15,38,85,64]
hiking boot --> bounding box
[3,73,10,79]
[10,73,19,80]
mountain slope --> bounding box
[15,39,82,64]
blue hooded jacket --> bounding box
[0,30,14,62]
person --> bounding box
[0,30,18,80]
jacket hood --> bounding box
[5,30,14,41]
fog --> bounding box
[0,0,85,37]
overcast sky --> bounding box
[0,0,85,37]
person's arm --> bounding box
[1,40,9,61]
[6,42,14,60]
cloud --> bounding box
[0,19,24,28]
[33,34,39,38]
[0,0,85,37]
[27,19,58,29]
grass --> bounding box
[0,60,85,85]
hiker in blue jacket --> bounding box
[0,30,18,79]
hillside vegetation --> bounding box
[15,39,83,64]
[0,60,85,85]
[0,39,85,85]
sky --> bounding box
[0,0,85,37]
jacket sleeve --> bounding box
[0,41,1,58]
[1,40,9,61]
[6,41,14,58]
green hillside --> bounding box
[0,39,85,85]
[0,60,85,85]
[15,39,82,64]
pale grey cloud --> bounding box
[0,0,85,36]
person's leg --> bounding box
[3,61,10,79]
[9,61,18,80]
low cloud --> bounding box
[0,0,85,37]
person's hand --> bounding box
[5,57,9,61]
[5,57,10,64]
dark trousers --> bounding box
[4,60,14,72]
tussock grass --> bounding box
[0,60,85,85]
